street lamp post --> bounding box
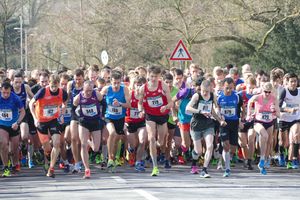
[14,16,23,70]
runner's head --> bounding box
[83,80,94,97]
[132,75,146,91]
[148,66,161,83]
[87,65,99,83]
[174,68,184,86]
[13,71,24,90]
[286,72,298,91]
[163,73,174,90]
[223,77,234,96]
[262,82,273,97]
[200,80,211,98]
[49,74,60,92]
[100,66,111,84]
[1,81,12,99]
[74,68,84,86]
[189,63,201,80]
[194,77,204,93]
[245,76,256,95]
[39,72,49,88]
[111,71,122,89]
[59,73,70,91]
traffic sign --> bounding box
[101,50,109,65]
[170,40,192,61]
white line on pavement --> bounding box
[134,189,160,200]
[111,176,127,183]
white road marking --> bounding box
[111,176,127,183]
[134,189,160,200]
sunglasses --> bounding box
[264,91,271,94]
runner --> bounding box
[73,80,103,178]
[100,71,130,172]
[247,82,280,174]
[138,66,173,176]
[278,73,300,169]
[0,81,25,177]
[187,79,226,177]
[29,74,68,178]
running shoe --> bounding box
[135,161,145,172]
[164,160,171,169]
[59,162,65,169]
[28,160,35,169]
[83,169,91,179]
[286,161,293,169]
[223,169,231,177]
[43,163,50,174]
[265,158,271,169]
[15,164,21,172]
[95,153,103,164]
[46,168,55,178]
[151,167,159,176]
[200,169,211,178]
[278,154,285,167]
[190,166,199,174]
[292,160,299,169]
[20,156,27,167]
[178,155,185,165]
[2,168,11,177]
[72,163,81,174]
[107,160,116,173]
[128,152,135,167]
[64,164,70,173]
[258,160,267,175]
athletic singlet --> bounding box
[0,92,23,126]
[35,87,63,122]
[238,90,253,116]
[143,80,169,116]
[217,92,241,121]
[125,90,144,123]
[255,94,275,123]
[178,88,194,124]
[190,93,215,131]
[78,90,101,120]
[12,83,27,108]
[105,85,126,120]
[280,88,300,122]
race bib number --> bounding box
[221,107,236,117]
[130,108,140,119]
[108,105,122,115]
[0,109,13,121]
[198,101,212,114]
[257,112,272,122]
[43,105,58,117]
[65,107,72,117]
[82,104,98,117]
[147,96,163,108]
[286,103,299,116]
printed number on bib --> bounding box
[221,107,236,117]
[198,101,212,114]
[43,106,58,117]
[108,105,122,115]
[287,103,299,116]
[257,112,272,122]
[147,96,163,108]
[0,109,13,121]
[82,104,98,117]
[130,108,140,119]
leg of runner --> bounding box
[0,129,11,177]
[126,129,138,167]
[265,125,274,168]
[164,127,175,168]
[254,123,269,175]
[146,120,159,176]
[10,135,20,172]
[288,123,300,169]
[201,132,214,178]
[222,140,231,177]
[70,120,82,173]
[238,131,249,168]
[38,132,53,177]
[106,122,118,172]
[247,128,256,170]
[191,137,202,175]
[136,127,147,171]
[49,134,61,177]
[79,125,91,179]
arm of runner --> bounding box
[120,86,131,108]
[29,98,38,126]
[138,85,145,118]
[100,85,108,97]
[186,93,200,114]
[25,84,34,99]
[246,95,257,121]
[211,107,227,127]
[96,90,103,102]
[161,81,173,113]
[73,93,80,107]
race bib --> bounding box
[286,103,299,116]
[65,107,72,117]
[147,96,163,108]
[82,104,98,117]
[198,101,212,114]
[130,108,140,119]
[257,112,272,122]
[0,109,13,121]
[221,107,236,117]
[43,105,58,117]
[108,105,122,115]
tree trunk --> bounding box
[3,24,8,70]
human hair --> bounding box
[14,71,24,79]
[245,76,256,85]
[163,73,173,81]
[1,81,12,90]
[148,66,161,74]
[223,77,234,85]
[97,77,105,84]
[49,74,60,84]
[60,73,70,81]
[229,68,239,75]
[174,68,183,76]
[213,66,224,77]
[84,80,95,88]
[39,71,49,78]
[189,63,200,70]
[111,72,122,80]
[286,72,298,81]
[74,68,84,77]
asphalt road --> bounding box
[1,163,300,200]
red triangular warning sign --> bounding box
[170,40,192,61]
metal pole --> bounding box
[25,29,28,73]
[20,16,23,70]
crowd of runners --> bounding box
[0,63,299,179]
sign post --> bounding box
[101,50,109,65]
[169,40,192,69]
